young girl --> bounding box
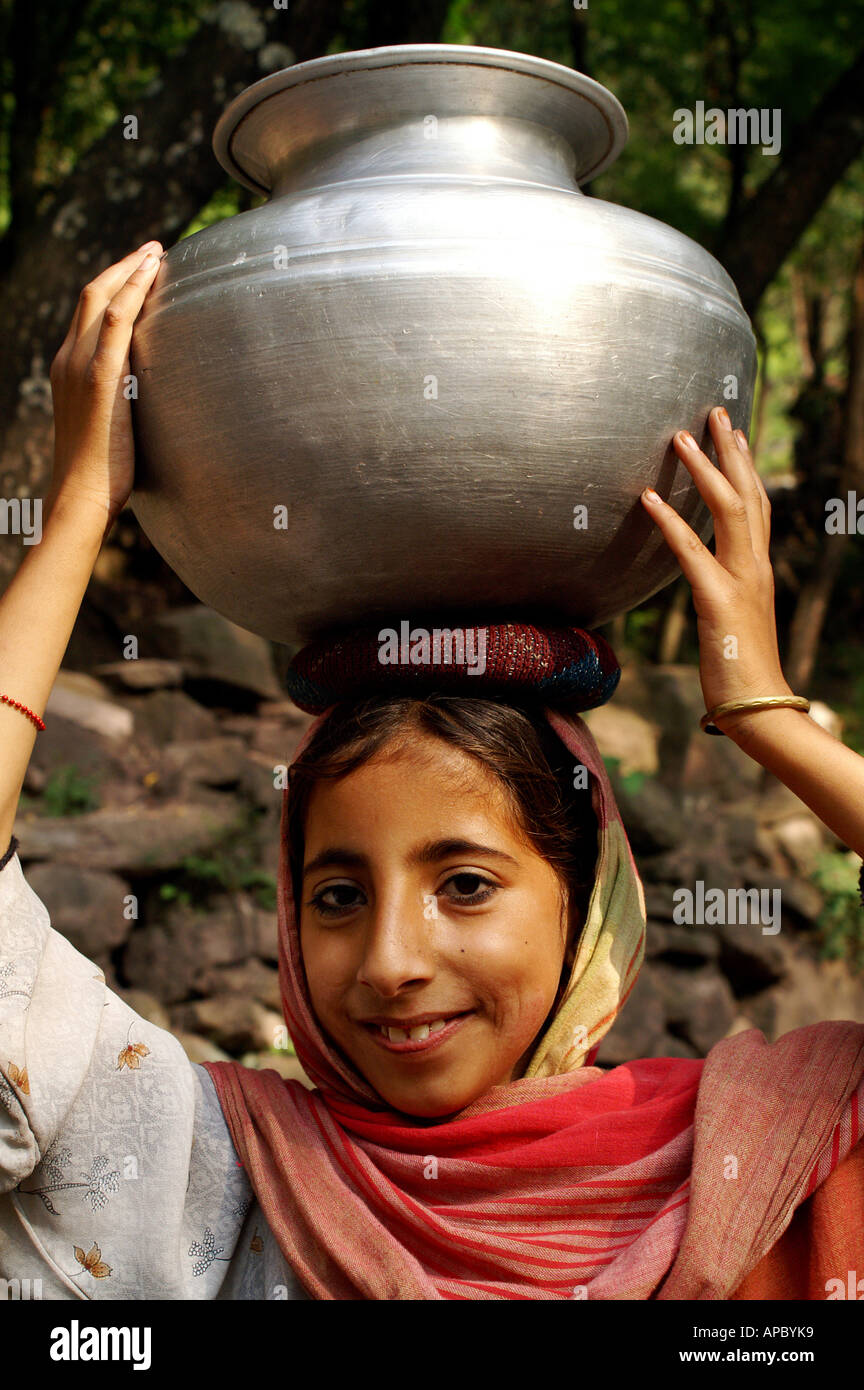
[1,245,863,1300]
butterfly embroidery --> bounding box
[73,1242,112,1279]
[7,1062,29,1094]
[116,1042,150,1071]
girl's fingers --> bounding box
[86,253,162,378]
[671,415,757,575]
[67,242,163,358]
[703,407,770,561]
[641,484,729,602]
[734,427,772,550]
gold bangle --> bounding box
[700,695,811,736]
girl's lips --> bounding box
[363,1011,473,1056]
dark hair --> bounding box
[285,694,598,959]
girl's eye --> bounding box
[442,872,497,905]
[307,883,364,916]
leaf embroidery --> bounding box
[7,1062,29,1094]
[116,1042,150,1071]
[73,1242,112,1279]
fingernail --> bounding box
[677,430,696,447]
[735,429,748,446]
[642,487,661,503]
[717,407,730,425]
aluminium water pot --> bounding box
[129,43,757,648]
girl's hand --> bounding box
[48,241,163,526]
[640,405,795,735]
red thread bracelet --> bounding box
[0,693,46,731]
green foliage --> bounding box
[157,805,277,911]
[40,765,101,817]
[809,849,864,973]
[601,753,649,797]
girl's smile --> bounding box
[298,733,577,1117]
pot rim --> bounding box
[212,42,629,196]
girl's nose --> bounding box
[355,889,435,996]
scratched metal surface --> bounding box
[129,45,756,647]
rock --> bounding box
[594,968,667,1065]
[771,815,827,877]
[239,754,284,812]
[173,1031,233,1064]
[159,737,250,792]
[245,905,279,961]
[759,944,864,1036]
[721,814,759,862]
[739,868,824,929]
[715,918,790,994]
[146,606,281,701]
[807,700,844,739]
[115,988,171,1031]
[92,659,184,691]
[604,775,687,855]
[581,704,660,776]
[27,712,130,785]
[650,1033,700,1059]
[647,962,738,1054]
[122,898,265,1003]
[23,863,132,956]
[170,996,285,1053]
[194,958,282,1011]
[645,920,720,964]
[45,670,134,741]
[126,690,219,745]
[14,793,242,873]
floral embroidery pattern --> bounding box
[0,1072,14,1111]
[19,1142,120,1216]
[0,960,30,1003]
[188,1226,230,1276]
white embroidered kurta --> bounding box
[0,848,307,1300]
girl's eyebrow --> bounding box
[302,838,520,879]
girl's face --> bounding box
[298,734,574,1118]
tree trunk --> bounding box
[717,45,864,316]
[785,232,864,689]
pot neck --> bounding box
[267,116,582,197]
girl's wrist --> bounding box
[46,483,122,537]
[712,699,808,748]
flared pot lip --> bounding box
[212,42,629,195]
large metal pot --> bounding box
[130,43,757,647]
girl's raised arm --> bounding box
[0,242,162,853]
[641,407,864,861]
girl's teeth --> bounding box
[378,1018,454,1041]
